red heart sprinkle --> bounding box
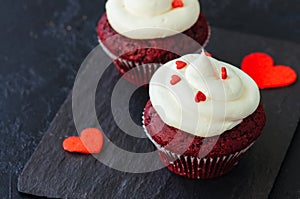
[170,75,181,85]
[176,60,187,70]
[63,128,104,154]
[241,52,297,89]
[221,67,227,80]
[195,91,206,103]
[205,52,212,57]
[172,0,184,8]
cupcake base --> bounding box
[143,121,255,179]
[142,99,266,179]
[97,13,210,85]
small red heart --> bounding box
[172,0,184,8]
[170,75,181,85]
[205,52,212,57]
[221,66,228,80]
[241,52,297,89]
[176,60,187,70]
[195,91,206,103]
[63,128,104,154]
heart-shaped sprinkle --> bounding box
[172,0,184,8]
[195,91,206,103]
[170,75,181,85]
[176,60,187,70]
[63,128,104,154]
[241,52,297,89]
[205,52,212,57]
[221,67,227,80]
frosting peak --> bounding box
[106,0,200,39]
[184,54,244,101]
[149,52,260,137]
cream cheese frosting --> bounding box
[106,0,200,39]
[149,52,260,137]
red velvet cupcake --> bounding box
[143,52,266,179]
[97,0,210,85]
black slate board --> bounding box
[18,27,300,198]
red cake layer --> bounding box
[97,13,210,64]
[143,100,266,158]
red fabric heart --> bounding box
[63,128,104,154]
[241,52,297,89]
[170,75,181,85]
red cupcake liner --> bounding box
[142,114,255,179]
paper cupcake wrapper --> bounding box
[200,19,211,49]
[113,58,162,85]
[157,142,254,179]
[142,114,255,179]
[99,40,162,85]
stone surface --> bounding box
[17,28,300,198]
[201,0,300,43]
[1,0,300,198]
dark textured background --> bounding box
[0,0,299,198]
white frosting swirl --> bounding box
[106,0,200,39]
[149,53,260,137]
